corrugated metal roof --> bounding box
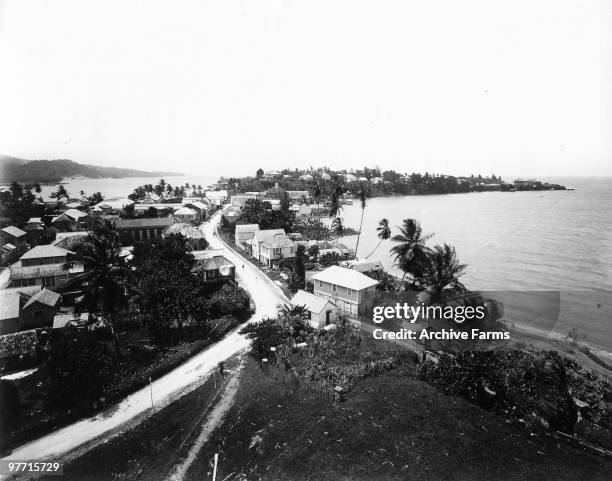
[1,226,26,238]
[311,265,379,291]
[23,288,61,309]
[291,289,336,314]
[20,245,72,259]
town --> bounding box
[0,167,605,481]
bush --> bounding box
[418,350,579,433]
[43,328,116,414]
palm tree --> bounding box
[365,218,391,259]
[354,188,367,258]
[331,216,344,239]
[64,220,130,353]
[420,243,467,302]
[281,303,309,320]
[390,218,432,289]
[312,182,321,217]
[328,193,343,218]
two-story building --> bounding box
[9,245,84,289]
[259,236,296,268]
[248,229,295,266]
[311,265,378,318]
[0,226,28,265]
[51,208,89,231]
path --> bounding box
[1,210,286,465]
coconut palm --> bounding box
[328,193,343,218]
[420,243,467,302]
[390,218,432,288]
[365,218,391,259]
[331,216,344,239]
[64,220,130,353]
[354,187,367,258]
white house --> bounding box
[290,289,337,328]
[344,173,357,183]
[298,174,313,182]
[249,229,289,264]
[235,224,260,250]
[174,206,198,223]
[311,265,378,318]
[320,172,331,181]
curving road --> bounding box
[1,210,286,465]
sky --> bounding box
[0,0,610,178]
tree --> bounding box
[420,243,467,302]
[328,193,343,218]
[390,219,432,288]
[365,218,391,259]
[256,168,264,179]
[307,244,320,261]
[64,220,130,352]
[331,216,344,239]
[50,184,69,204]
[88,192,104,205]
[293,244,306,292]
[354,187,367,258]
[43,328,115,414]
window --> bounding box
[318,280,323,288]
[332,284,337,293]
[344,303,351,312]
[347,288,355,296]
[42,276,55,287]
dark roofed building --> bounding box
[115,217,176,243]
[192,249,236,284]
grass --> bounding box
[182,357,612,481]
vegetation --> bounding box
[64,220,130,352]
[0,155,181,184]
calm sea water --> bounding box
[45,175,612,350]
[338,177,612,351]
[38,175,217,202]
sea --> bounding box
[337,177,612,352]
[41,174,612,352]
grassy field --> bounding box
[182,357,612,481]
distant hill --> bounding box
[0,155,183,184]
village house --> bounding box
[133,203,181,217]
[0,226,28,265]
[248,229,291,264]
[23,217,44,233]
[264,183,286,201]
[173,206,198,223]
[20,288,62,330]
[320,172,331,181]
[191,249,236,284]
[231,194,258,207]
[290,289,337,328]
[341,259,384,274]
[298,174,313,182]
[262,170,281,180]
[185,200,210,221]
[344,173,357,183]
[9,245,84,289]
[234,224,260,250]
[287,190,311,203]
[311,265,378,318]
[92,198,134,216]
[0,286,44,334]
[162,223,208,249]
[259,235,296,267]
[115,217,176,243]
[51,208,89,231]
[204,190,229,205]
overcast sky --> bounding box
[0,0,610,178]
